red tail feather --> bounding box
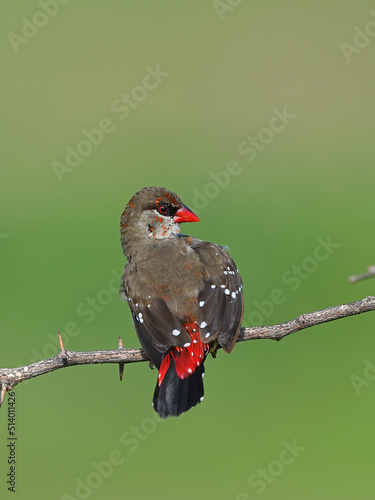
[158,322,209,386]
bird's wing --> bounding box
[188,238,244,353]
[122,266,192,369]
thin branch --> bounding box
[349,265,375,283]
[1,295,375,407]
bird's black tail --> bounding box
[152,357,205,418]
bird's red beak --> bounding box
[174,204,200,223]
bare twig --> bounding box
[349,265,375,283]
[1,295,375,406]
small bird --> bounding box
[120,187,244,418]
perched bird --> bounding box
[120,187,244,418]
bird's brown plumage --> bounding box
[120,187,244,417]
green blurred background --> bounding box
[1,1,375,498]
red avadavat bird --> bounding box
[120,187,244,418]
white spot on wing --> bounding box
[224,288,230,295]
[205,332,210,338]
[200,321,207,328]
[199,300,205,307]
[184,342,191,347]
[172,329,180,336]
[231,291,236,299]
[211,284,216,289]
[188,368,193,374]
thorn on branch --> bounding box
[58,332,68,365]
[118,336,125,381]
[0,382,7,408]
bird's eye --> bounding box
[158,204,169,215]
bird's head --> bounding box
[121,187,199,257]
